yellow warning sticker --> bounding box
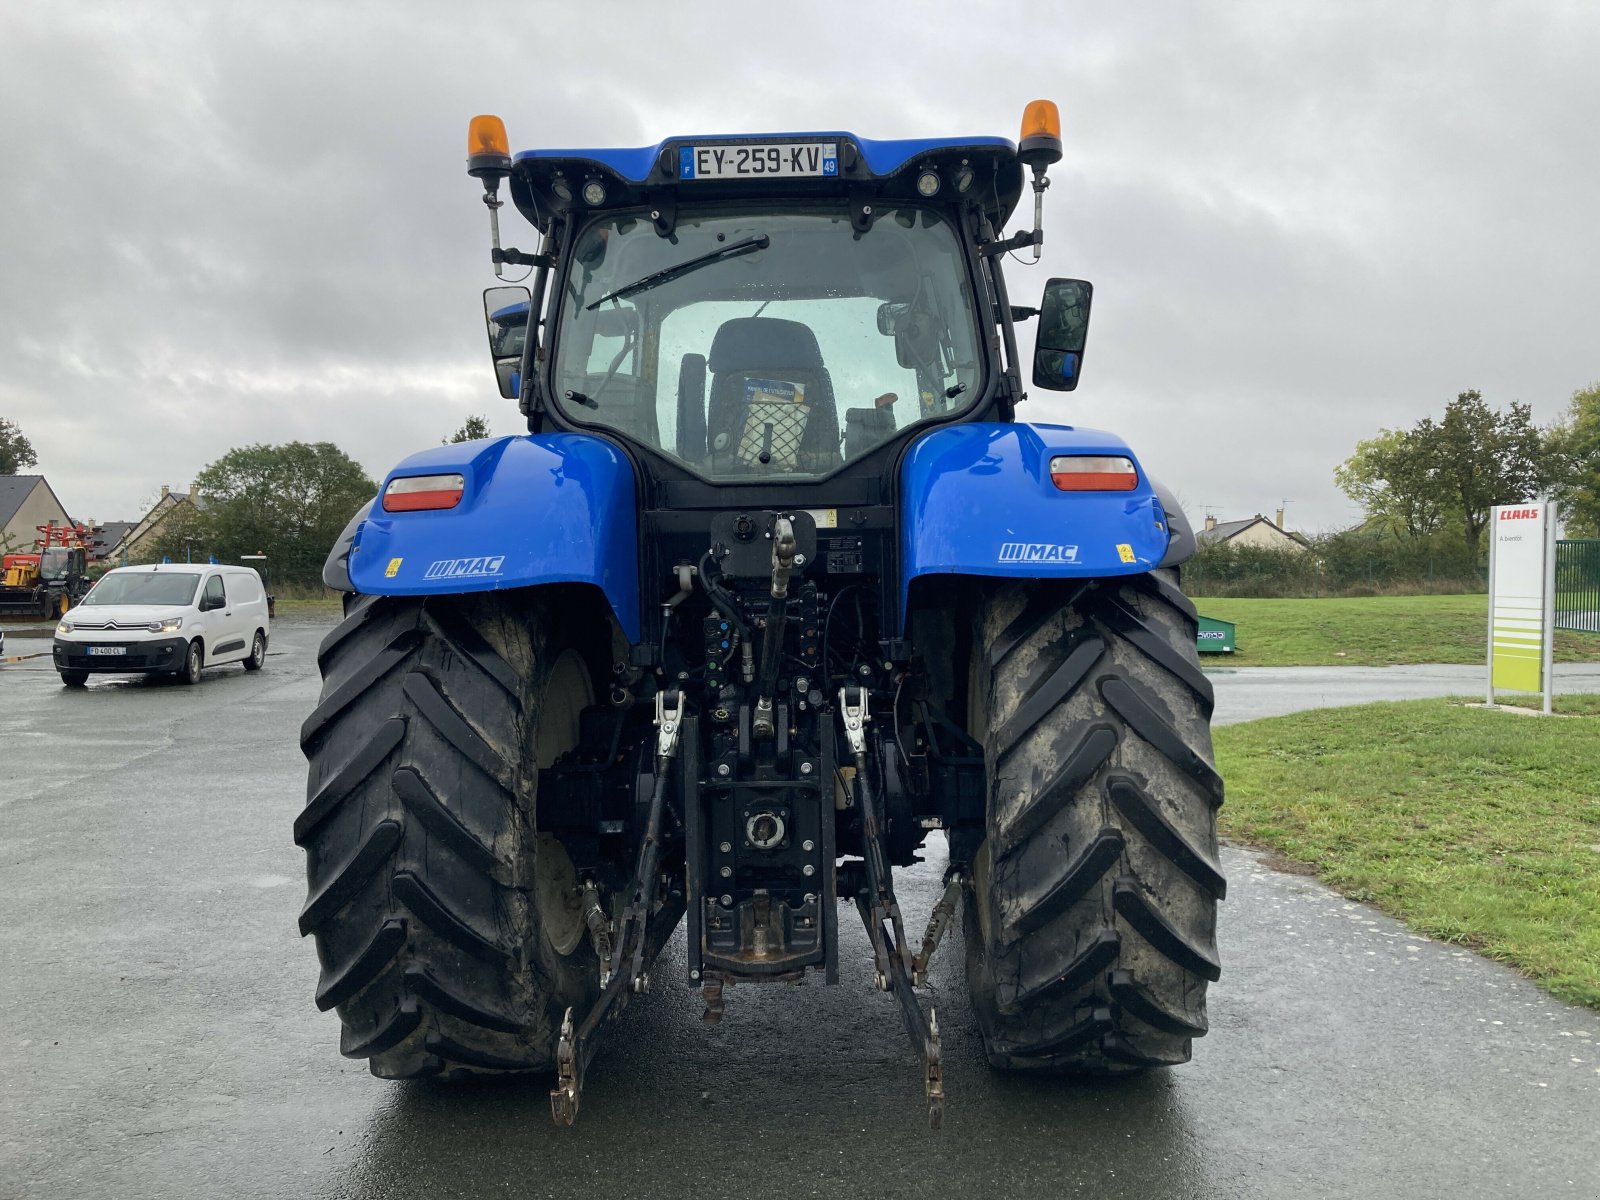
[1116,544,1136,564]
[385,558,403,577]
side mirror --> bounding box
[592,306,638,340]
[1032,278,1093,392]
[483,286,531,400]
[875,301,940,370]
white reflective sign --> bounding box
[1487,500,1556,711]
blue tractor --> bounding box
[297,102,1221,1127]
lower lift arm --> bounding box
[551,689,685,1126]
[840,686,945,1129]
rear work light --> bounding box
[382,473,465,512]
[1050,455,1139,491]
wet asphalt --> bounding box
[1,620,1597,1199]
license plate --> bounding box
[679,142,838,181]
[89,645,127,656]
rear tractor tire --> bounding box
[296,591,617,1079]
[965,568,1224,1071]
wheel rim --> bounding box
[252,634,264,665]
[533,649,595,956]
[536,650,594,769]
[188,646,201,680]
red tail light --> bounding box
[1049,455,1139,491]
[382,473,465,512]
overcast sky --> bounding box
[2,1,1595,532]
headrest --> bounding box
[708,318,824,373]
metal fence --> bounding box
[1555,539,1600,634]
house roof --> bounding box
[1197,515,1308,548]
[0,475,44,527]
[0,475,71,532]
[103,491,204,559]
[1196,517,1263,545]
[87,521,136,558]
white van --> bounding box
[52,563,270,687]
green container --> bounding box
[1196,615,1236,654]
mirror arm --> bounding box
[1027,165,1050,263]
[978,228,1042,258]
[493,247,555,269]
[979,164,1051,260]
[481,186,508,280]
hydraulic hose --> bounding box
[697,552,752,645]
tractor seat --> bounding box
[704,317,840,472]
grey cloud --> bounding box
[1,0,1595,532]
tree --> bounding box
[1548,383,1600,538]
[1,416,38,474]
[447,415,491,443]
[151,442,376,585]
[1335,391,1552,559]
[1428,391,1546,557]
[1333,428,1453,538]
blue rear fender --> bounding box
[347,433,641,641]
[900,422,1172,616]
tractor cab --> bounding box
[474,111,1091,492]
[453,108,1113,666]
[38,546,80,582]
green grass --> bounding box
[1215,697,1600,1009]
[1196,593,1600,666]
[1478,693,1600,717]
[269,586,344,617]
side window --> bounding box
[203,575,225,608]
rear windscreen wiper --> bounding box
[585,235,769,310]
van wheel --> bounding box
[244,630,267,671]
[60,670,88,688]
[180,641,204,685]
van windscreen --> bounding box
[84,573,201,606]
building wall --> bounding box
[123,523,173,564]
[1229,521,1307,553]
[113,493,201,564]
[1,481,72,554]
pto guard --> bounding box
[348,433,641,641]
[900,422,1170,616]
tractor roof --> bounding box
[513,134,1014,182]
[509,132,1025,233]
